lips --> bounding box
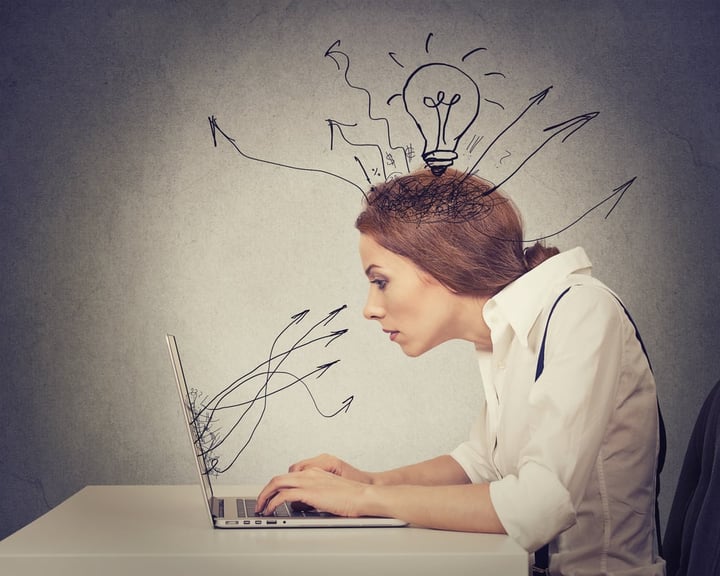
[383,329,399,342]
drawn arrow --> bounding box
[211,364,342,412]
[191,307,355,475]
[327,119,357,150]
[323,41,409,173]
[205,359,351,465]
[543,111,600,144]
[193,305,348,437]
[603,177,635,219]
[315,359,341,379]
[291,309,310,324]
[213,327,348,402]
[197,307,317,422]
[203,360,339,463]
[524,177,638,242]
[464,86,553,180]
[325,329,348,347]
[479,110,599,196]
[324,39,346,71]
[355,156,372,184]
[207,115,367,197]
[324,304,348,324]
[334,396,354,416]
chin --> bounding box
[401,347,424,358]
[398,340,438,358]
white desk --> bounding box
[0,485,529,576]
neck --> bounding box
[457,295,493,351]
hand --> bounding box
[288,453,375,484]
[256,466,370,518]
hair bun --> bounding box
[524,242,560,270]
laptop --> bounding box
[166,334,407,528]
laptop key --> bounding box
[274,502,291,517]
[245,499,258,516]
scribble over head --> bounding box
[355,168,557,297]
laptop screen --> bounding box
[166,334,217,511]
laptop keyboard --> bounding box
[230,498,327,518]
[238,498,291,518]
[215,497,331,519]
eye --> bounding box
[370,278,388,291]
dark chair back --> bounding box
[663,379,720,576]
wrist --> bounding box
[367,470,392,486]
[360,483,391,518]
[365,471,380,485]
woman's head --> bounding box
[356,168,555,298]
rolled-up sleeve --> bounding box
[490,462,576,551]
[450,412,499,484]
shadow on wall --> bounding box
[0,464,52,541]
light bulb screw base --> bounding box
[423,150,458,177]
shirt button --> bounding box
[497,362,506,370]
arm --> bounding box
[288,453,472,486]
[363,481,505,533]
[372,455,472,486]
[256,463,505,534]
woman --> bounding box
[257,169,665,575]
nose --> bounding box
[363,290,385,321]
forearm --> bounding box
[361,482,506,534]
[370,455,471,486]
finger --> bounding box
[288,455,326,472]
[289,453,337,474]
[264,489,306,516]
[255,484,276,514]
[256,475,290,513]
[256,471,308,513]
[290,500,317,512]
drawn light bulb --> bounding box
[402,63,480,176]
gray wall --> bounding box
[2,0,719,542]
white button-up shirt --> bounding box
[451,247,664,575]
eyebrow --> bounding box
[364,264,379,277]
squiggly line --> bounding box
[213,365,351,417]
[327,119,387,182]
[188,306,351,475]
[324,40,410,173]
[193,307,346,431]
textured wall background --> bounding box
[2,0,719,541]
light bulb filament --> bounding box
[423,91,462,150]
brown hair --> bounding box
[355,168,558,297]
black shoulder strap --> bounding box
[532,286,666,572]
[535,286,573,381]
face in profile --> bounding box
[359,234,470,357]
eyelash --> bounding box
[370,278,388,290]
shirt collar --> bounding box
[483,247,593,347]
